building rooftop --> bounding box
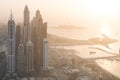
[26,40,33,46]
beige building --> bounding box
[26,40,34,73]
[31,10,47,71]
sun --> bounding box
[101,22,111,36]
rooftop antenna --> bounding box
[10,9,13,20]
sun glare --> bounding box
[101,22,111,36]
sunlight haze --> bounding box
[1,1,120,79]
[1,0,120,28]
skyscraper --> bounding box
[17,25,24,75]
[15,25,21,71]
[17,42,25,76]
[23,5,30,46]
[26,24,34,73]
[22,5,34,73]
[31,17,37,68]
[43,38,48,70]
[31,17,36,43]
[7,12,16,73]
[16,25,21,53]
[42,22,47,38]
[26,40,34,73]
[35,10,43,70]
[31,10,47,71]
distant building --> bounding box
[26,40,34,73]
[23,6,30,70]
[17,42,25,76]
[7,12,16,73]
[26,6,34,73]
[31,17,36,69]
[16,25,21,53]
[22,5,34,74]
[43,38,48,70]
[35,10,44,70]
[15,25,21,71]
[17,23,25,76]
[0,51,7,79]
[42,22,47,38]
[23,5,30,46]
[31,10,47,71]
[31,17,36,43]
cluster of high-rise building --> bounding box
[6,5,48,77]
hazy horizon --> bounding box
[0,1,120,80]
[1,0,120,28]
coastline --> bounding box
[49,47,119,80]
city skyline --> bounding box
[3,5,49,79]
[0,1,120,80]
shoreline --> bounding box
[96,59,120,79]
[49,47,120,80]
[48,33,118,46]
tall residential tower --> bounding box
[43,38,48,70]
[31,10,47,71]
[17,27,25,76]
[23,5,34,73]
[23,5,30,46]
[7,12,16,73]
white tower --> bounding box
[26,40,34,73]
[43,38,48,70]
[17,42,25,75]
[7,11,16,73]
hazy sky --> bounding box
[1,0,120,28]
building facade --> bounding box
[26,40,34,73]
[43,38,48,70]
[22,5,34,73]
[23,5,30,46]
[31,10,47,71]
[0,51,7,79]
[7,12,16,73]
[15,25,21,71]
[17,42,25,76]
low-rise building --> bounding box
[0,51,7,79]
